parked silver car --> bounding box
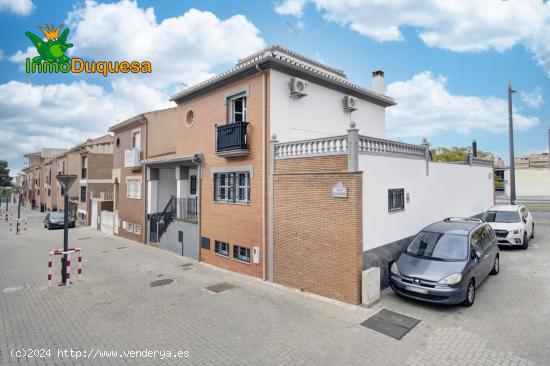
[390,218,499,306]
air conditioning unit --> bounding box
[343,95,358,111]
[252,246,260,264]
[290,77,308,97]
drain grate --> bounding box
[205,282,237,293]
[150,279,173,287]
[361,309,420,340]
[116,246,127,250]
[77,237,91,240]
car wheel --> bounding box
[490,255,499,275]
[521,231,529,250]
[463,280,475,307]
[47,224,51,230]
[531,224,535,239]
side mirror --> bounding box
[474,249,483,259]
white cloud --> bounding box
[386,71,539,138]
[275,0,307,17]
[0,80,172,173]
[0,0,33,15]
[275,0,550,74]
[520,87,544,109]
[61,0,265,88]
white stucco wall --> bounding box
[269,69,386,142]
[360,155,494,251]
[504,168,550,197]
[157,168,177,211]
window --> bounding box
[47,188,51,197]
[190,175,197,195]
[214,240,229,257]
[388,188,405,212]
[214,172,250,204]
[230,96,247,122]
[233,245,250,263]
[185,110,195,126]
[126,177,142,199]
[80,186,87,203]
[81,156,88,178]
[132,131,141,148]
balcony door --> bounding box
[229,95,246,123]
[132,130,141,149]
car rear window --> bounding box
[407,231,468,261]
[483,211,520,223]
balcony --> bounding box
[175,197,198,224]
[91,191,114,201]
[124,148,141,169]
[216,121,249,157]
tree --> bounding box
[430,147,492,162]
[0,160,13,187]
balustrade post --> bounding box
[421,137,430,176]
[347,122,359,172]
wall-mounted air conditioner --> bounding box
[343,95,358,111]
[290,77,308,97]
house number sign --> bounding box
[331,182,347,198]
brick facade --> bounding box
[273,155,363,304]
[174,72,269,278]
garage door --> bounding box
[100,210,114,234]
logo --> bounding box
[25,23,151,76]
[413,278,421,285]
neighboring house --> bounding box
[109,45,494,304]
[21,137,114,228]
[515,152,549,169]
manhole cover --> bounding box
[205,282,237,293]
[116,246,127,250]
[361,309,420,340]
[150,279,173,287]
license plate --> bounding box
[405,285,428,294]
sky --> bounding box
[1,0,550,175]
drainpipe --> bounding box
[269,134,278,282]
[143,117,148,244]
[257,64,267,281]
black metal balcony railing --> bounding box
[216,121,249,153]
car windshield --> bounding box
[483,211,520,223]
[50,212,64,219]
[407,231,468,261]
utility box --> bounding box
[362,267,380,306]
[252,247,259,264]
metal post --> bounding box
[508,81,517,205]
[61,192,69,285]
[16,192,21,234]
[5,194,8,212]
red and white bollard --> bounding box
[9,218,28,234]
[48,248,82,287]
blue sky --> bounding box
[1,0,549,175]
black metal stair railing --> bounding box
[150,196,177,243]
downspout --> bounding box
[256,64,267,281]
[143,116,148,244]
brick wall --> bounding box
[273,155,363,304]
[113,124,146,243]
[88,153,113,179]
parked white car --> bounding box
[482,205,534,249]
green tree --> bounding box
[430,147,492,162]
[0,160,13,187]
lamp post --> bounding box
[508,81,517,205]
[55,174,77,285]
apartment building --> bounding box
[108,46,494,304]
[22,148,66,211]
[515,152,549,169]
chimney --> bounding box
[472,140,478,158]
[372,70,384,94]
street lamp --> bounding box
[56,174,77,286]
[508,81,517,205]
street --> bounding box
[1,205,549,365]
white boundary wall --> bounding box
[504,168,550,197]
[269,69,386,143]
[360,155,494,251]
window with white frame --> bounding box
[126,177,142,199]
[230,95,246,122]
[214,240,229,257]
[214,172,250,204]
[388,188,405,212]
[233,245,250,263]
